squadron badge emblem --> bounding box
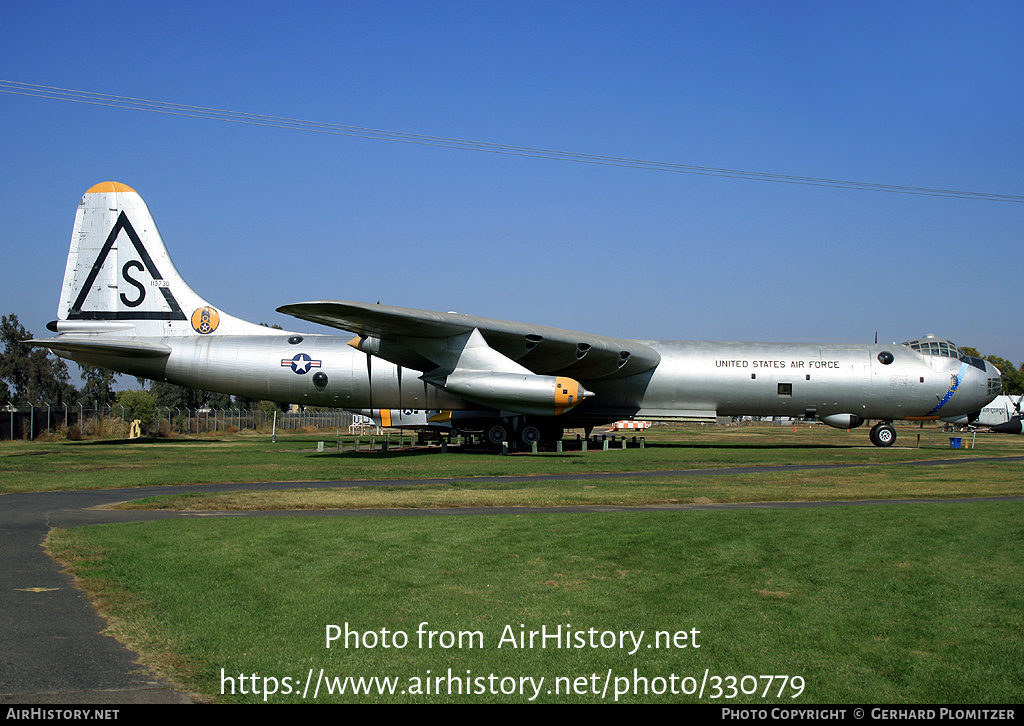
[191,306,220,334]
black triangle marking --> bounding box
[69,211,187,320]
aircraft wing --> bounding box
[278,300,661,379]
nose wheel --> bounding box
[869,422,896,447]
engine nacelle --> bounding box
[989,416,1023,435]
[439,371,592,417]
[820,413,866,430]
[348,335,437,371]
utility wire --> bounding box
[3,79,1021,203]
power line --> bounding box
[3,79,1021,203]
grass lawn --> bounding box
[3,422,1023,494]
[22,423,1024,703]
[47,504,1024,703]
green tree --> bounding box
[208,391,233,409]
[145,379,241,413]
[234,394,258,410]
[117,389,158,431]
[256,400,280,416]
[149,380,212,410]
[0,314,77,405]
[78,365,119,407]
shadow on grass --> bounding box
[311,447,510,461]
[308,440,854,459]
[652,442,850,450]
[65,437,229,447]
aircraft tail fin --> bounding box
[55,182,273,337]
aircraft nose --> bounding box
[979,359,1002,404]
[955,358,1001,414]
[985,359,1001,385]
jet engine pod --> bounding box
[439,371,593,417]
[990,416,1023,435]
[820,413,866,430]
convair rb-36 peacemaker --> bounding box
[31,183,1003,448]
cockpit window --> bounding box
[901,335,963,359]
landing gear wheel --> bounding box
[518,424,543,446]
[869,423,896,447]
[485,423,510,446]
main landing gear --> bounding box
[483,419,565,448]
[869,422,896,447]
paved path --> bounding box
[3,454,1023,703]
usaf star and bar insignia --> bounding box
[281,353,322,375]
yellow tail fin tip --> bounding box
[85,181,136,194]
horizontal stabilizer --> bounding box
[28,337,172,359]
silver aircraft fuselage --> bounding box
[64,332,999,429]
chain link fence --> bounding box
[1,405,356,440]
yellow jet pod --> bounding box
[439,370,593,417]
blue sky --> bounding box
[2,2,1023,372]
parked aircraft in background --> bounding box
[609,420,652,432]
[30,183,1002,448]
[352,408,457,436]
[975,395,1024,434]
